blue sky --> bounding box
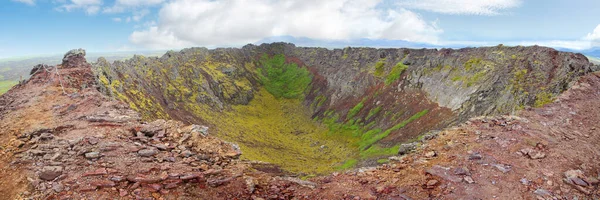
[2,0,600,58]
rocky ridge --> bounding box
[93,43,595,173]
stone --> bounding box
[87,137,99,145]
[40,166,63,181]
[570,177,588,187]
[90,180,116,188]
[154,144,168,151]
[85,152,101,159]
[453,167,470,176]
[147,184,162,192]
[520,148,546,159]
[119,189,128,197]
[426,179,439,186]
[533,189,552,197]
[181,150,194,158]
[464,176,475,184]
[468,152,483,160]
[425,165,463,182]
[424,151,436,158]
[164,157,176,162]
[63,48,86,61]
[398,143,417,155]
[39,133,54,140]
[180,173,202,180]
[52,183,64,193]
[82,168,108,177]
[493,164,512,173]
[564,169,589,186]
[420,131,439,141]
[138,149,158,157]
[110,176,124,182]
[190,125,209,137]
[520,178,529,185]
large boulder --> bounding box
[62,48,90,68]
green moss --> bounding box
[464,58,482,71]
[359,109,429,150]
[385,62,408,85]
[374,60,386,77]
[376,158,389,164]
[451,76,463,82]
[450,58,493,88]
[190,89,358,175]
[360,145,400,158]
[336,159,358,170]
[312,95,327,109]
[510,69,529,93]
[534,91,554,107]
[347,101,364,120]
[366,106,382,120]
[257,54,312,99]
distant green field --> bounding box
[0,80,17,95]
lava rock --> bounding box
[464,176,475,184]
[453,167,471,176]
[398,143,417,155]
[85,152,101,159]
[468,152,483,160]
[40,166,63,181]
[424,151,437,158]
[138,149,158,157]
[181,150,194,158]
[52,183,64,193]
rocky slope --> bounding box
[0,49,598,199]
[93,43,594,174]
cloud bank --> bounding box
[129,0,443,49]
[396,0,522,15]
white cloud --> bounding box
[103,0,164,13]
[131,9,149,22]
[114,0,164,7]
[396,0,522,15]
[56,0,103,15]
[129,0,443,49]
[112,17,122,22]
[12,0,35,6]
[584,24,600,47]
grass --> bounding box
[188,89,358,175]
[374,61,386,77]
[257,54,312,99]
[0,80,18,95]
[358,109,429,150]
[534,91,554,107]
[347,101,364,120]
[336,159,358,170]
[385,62,408,85]
[360,145,400,158]
[366,106,382,120]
